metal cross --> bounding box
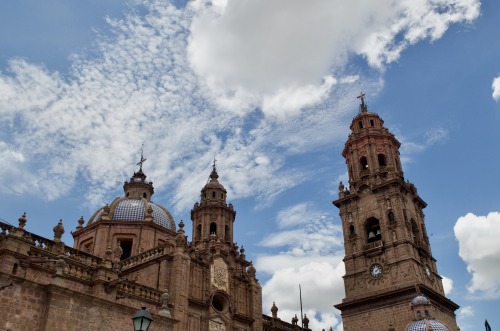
[357,91,366,106]
[137,145,147,171]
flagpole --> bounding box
[300,284,304,328]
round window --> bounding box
[211,292,229,312]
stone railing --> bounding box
[0,221,15,236]
[121,244,172,270]
[363,240,384,252]
[262,314,306,330]
[117,280,162,303]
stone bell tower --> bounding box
[333,94,459,331]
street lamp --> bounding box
[132,307,153,331]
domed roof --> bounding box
[203,165,227,192]
[412,295,430,305]
[406,320,450,331]
[86,162,176,231]
[87,198,176,231]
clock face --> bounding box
[369,263,383,278]
[425,265,431,278]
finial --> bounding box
[213,153,217,171]
[357,91,368,112]
[53,219,65,243]
[137,144,147,172]
[18,212,27,229]
[76,216,84,230]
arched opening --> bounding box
[366,218,382,243]
[388,211,396,223]
[411,219,420,244]
[225,225,230,242]
[416,310,422,320]
[378,154,387,167]
[360,156,368,170]
[120,239,133,260]
[210,222,217,235]
[424,309,430,319]
[196,224,202,240]
[143,192,147,198]
[349,224,356,237]
[212,191,216,198]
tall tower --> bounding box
[333,95,459,331]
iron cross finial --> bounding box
[357,91,366,106]
[137,145,147,171]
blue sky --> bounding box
[1,1,499,330]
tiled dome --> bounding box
[406,320,450,331]
[87,198,176,231]
[412,295,430,305]
[86,165,176,231]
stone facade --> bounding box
[333,97,459,331]
[0,164,308,331]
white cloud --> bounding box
[0,0,480,213]
[188,0,479,114]
[458,306,474,319]
[256,203,345,330]
[441,275,454,295]
[454,212,500,298]
[493,75,500,102]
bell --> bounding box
[368,231,376,239]
[376,229,381,236]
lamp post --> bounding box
[132,307,153,331]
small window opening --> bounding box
[12,263,18,275]
[143,193,147,198]
[210,222,217,235]
[349,224,356,237]
[366,218,382,243]
[370,119,374,127]
[358,121,363,129]
[378,154,387,167]
[120,240,133,260]
[196,224,202,240]
[212,191,216,198]
[417,310,422,320]
[126,192,130,197]
[388,211,395,223]
[424,309,430,319]
[360,156,368,170]
[411,219,420,244]
[225,225,230,242]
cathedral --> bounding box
[0,96,459,331]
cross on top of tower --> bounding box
[137,145,147,171]
[357,91,368,112]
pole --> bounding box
[300,284,303,328]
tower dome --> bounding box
[406,320,450,331]
[86,165,176,231]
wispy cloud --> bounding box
[256,203,345,330]
[0,0,480,213]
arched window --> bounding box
[388,211,395,223]
[212,191,216,198]
[210,222,217,235]
[366,218,381,243]
[360,156,368,170]
[225,225,230,242]
[196,224,202,240]
[349,224,356,237]
[416,310,422,320]
[424,309,430,319]
[378,154,387,167]
[411,219,420,244]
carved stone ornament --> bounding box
[209,318,226,331]
[211,258,228,291]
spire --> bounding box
[210,154,219,181]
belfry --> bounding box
[333,94,460,330]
